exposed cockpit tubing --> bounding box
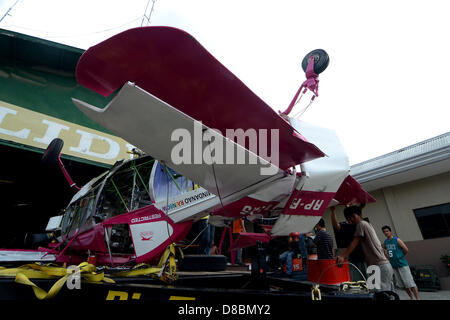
[61,156,157,240]
[94,157,156,221]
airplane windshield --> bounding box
[61,187,98,238]
[61,157,156,237]
[152,162,197,203]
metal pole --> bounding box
[0,0,20,24]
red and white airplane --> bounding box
[0,27,374,267]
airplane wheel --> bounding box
[178,255,227,271]
[41,138,64,165]
[301,49,329,75]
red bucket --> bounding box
[307,259,350,285]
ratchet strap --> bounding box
[0,262,114,300]
[108,243,180,282]
[0,244,181,300]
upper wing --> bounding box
[75,26,325,170]
[73,82,285,204]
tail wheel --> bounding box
[41,138,64,165]
[301,49,330,75]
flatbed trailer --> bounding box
[0,269,398,301]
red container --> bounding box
[87,255,97,266]
[307,259,350,285]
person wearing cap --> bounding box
[279,232,301,276]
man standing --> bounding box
[336,205,394,291]
[382,226,420,300]
[330,206,367,281]
[312,219,334,259]
[197,215,215,255]
[232,217,246,265]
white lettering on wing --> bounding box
[131,214,162,224]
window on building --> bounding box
[413,202,450,239]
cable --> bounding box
[141,0,157,27]
[0,0,19,24]
[180,223,209,251]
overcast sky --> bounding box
[1,0,449,165]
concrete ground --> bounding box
[396,289,450,300]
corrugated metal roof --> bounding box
[351,132,450,178]
[0,28,83,73]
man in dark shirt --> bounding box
[312,219,334,259]
[331,206,367,281]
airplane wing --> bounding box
[75,26,325,170]
[333,175,376,205]
[73,82,285,204]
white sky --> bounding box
[1,0,449,165]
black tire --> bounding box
[41,138,64,165]
[301,49,330,75]
[178,254,227,272]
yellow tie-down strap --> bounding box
[111,243,180,282]
[0,262,115,300]
[0,244,181,300]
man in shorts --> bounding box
[382,225,420,300]
[336,205,394,291]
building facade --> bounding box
[0,29,133,247]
